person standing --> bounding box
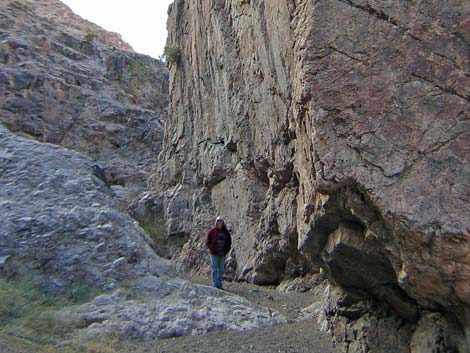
[205,216,232,289]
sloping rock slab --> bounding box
[0,123,171,289]
[69,276,285,340]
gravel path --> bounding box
[150,320,336,353]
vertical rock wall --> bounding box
[158,0,470,350]
[157,0,301,281]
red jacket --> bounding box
[206,226,232,255]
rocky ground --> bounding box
[152,321,335,353]
[0,275,340,353]
[135,279,340,353]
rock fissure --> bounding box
[411,73,470,103]
[336,0,399,27]
[328,45,364,63]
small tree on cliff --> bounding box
[163,44,181,65]
[83,32,95,43]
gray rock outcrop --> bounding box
[156,0,470,351]
[0,123,171,291]
[71,277,284,340]
[0,123,284,340]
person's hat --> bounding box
[216,216,224,222]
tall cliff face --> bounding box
[0,0,168,192]
[159,0,470,350]
[0,1,287,345]
[158,0,302,277]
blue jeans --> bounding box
[210,254,225,288]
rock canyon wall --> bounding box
[0,0,168,197]
[0,0,284,344]
[158,0,470,351]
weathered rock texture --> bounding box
[0,0,287,341]
[302,280,463,353]
[0,123,170,290]
[0,123,284,340]
[70,277,285,340]
[157,0,470,351]
[0,0,168,195]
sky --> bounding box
[61,0,174,59]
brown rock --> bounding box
[158,0,470,351]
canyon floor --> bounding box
[1,277,339,353]
[148,277,339,353]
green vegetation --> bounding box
[139,211,167,255]
[83,32,95,43]
[140,210,165,237]
[0,273,103,351]
[139,211,188,260]
[163,44,181,64]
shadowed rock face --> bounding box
[0,0,168,192]
[158,0,470,351]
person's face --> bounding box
[216,220,224,229]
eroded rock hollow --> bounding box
[156,0,470,351]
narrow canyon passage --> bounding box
[0,0,469,352]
